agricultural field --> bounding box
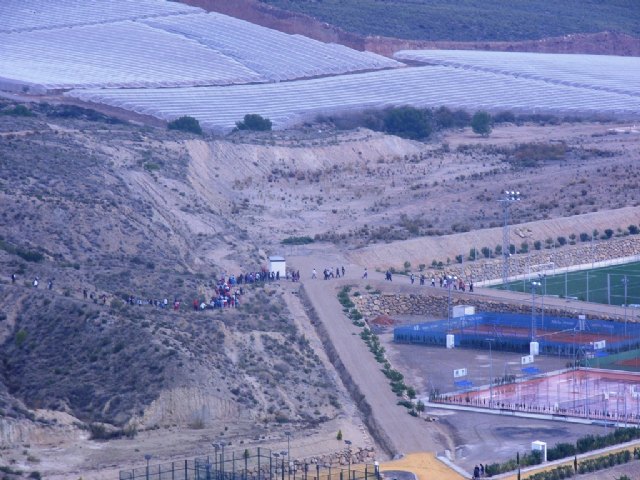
[67,59,640,133]
[259,0,640,42]
[0,0,398,92]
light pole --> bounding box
[281,450,288,480]
[499,190,520,289]
[285,431,291,459]
[144,454,152,480]
[530,281,541,341]
[538,274,546,332]
[486,339,495,409]
[212,443,221,477]
[622,275,629,337]
[447,275,457,331]
[344,440,352,480]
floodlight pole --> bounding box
[531,281,541,341]
[447,275,456,331]
[538,274,546,332]
[622,275,629,337]
[486,338,495,409]
[499,190,520,289]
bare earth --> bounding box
[1,112,639,479]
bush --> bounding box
[547,442,576,461]
[471,110,493,137]
[494,110,516,123]
[628,225,639,235]
[236,114,272,131]
[168,116,203,134]
[281,236,314,245]
[579,232,590,242]
[4,104,34,116]
[383,106,432,140]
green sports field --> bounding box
[495,262,640,306]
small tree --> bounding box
[236,114,272,131]
[168,115,202,134]
[383,106,432,139]
[471,111,493,137]
[336,429,343,441]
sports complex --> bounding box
[394,259,640,426]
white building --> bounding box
[269,256,286,278]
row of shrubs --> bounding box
[524,464,574,480]
[576,450,633,475]
[338,287,422,415]
[452,226,640,264]
[485,450,543,476]
[319,106,593,141]
[337,286,365,327]
[487,428,640,476]
[498,447,640,480]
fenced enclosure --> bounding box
[585,348,640,372]
[435,368,640,425]
[393,312,640,356]
[497,261,640,306]
[119,448,381,480]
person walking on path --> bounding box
[312,268,317,279]
[362,267,368,279]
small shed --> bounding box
[531,441,547,462]
[269,255,286,278]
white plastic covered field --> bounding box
[68,64,640,133]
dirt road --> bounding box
[289,251,452,458]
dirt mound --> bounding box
[370,314,397,327]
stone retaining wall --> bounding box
[353,292,615,321]
[432,236,640,283]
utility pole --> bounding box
[499,190,520,289]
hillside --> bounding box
[258,0,640,43]
[0,102,349,475]
[1,99,639,476]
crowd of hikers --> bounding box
[12,263,474,313]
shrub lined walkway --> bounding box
[498,439,640,480]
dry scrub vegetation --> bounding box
[0,99,639,477]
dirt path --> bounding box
[288,251,452,458]
[381,452,465,480]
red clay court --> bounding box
[452,324,628,345]
[439,368,640,425]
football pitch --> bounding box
[495,262,640,306]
